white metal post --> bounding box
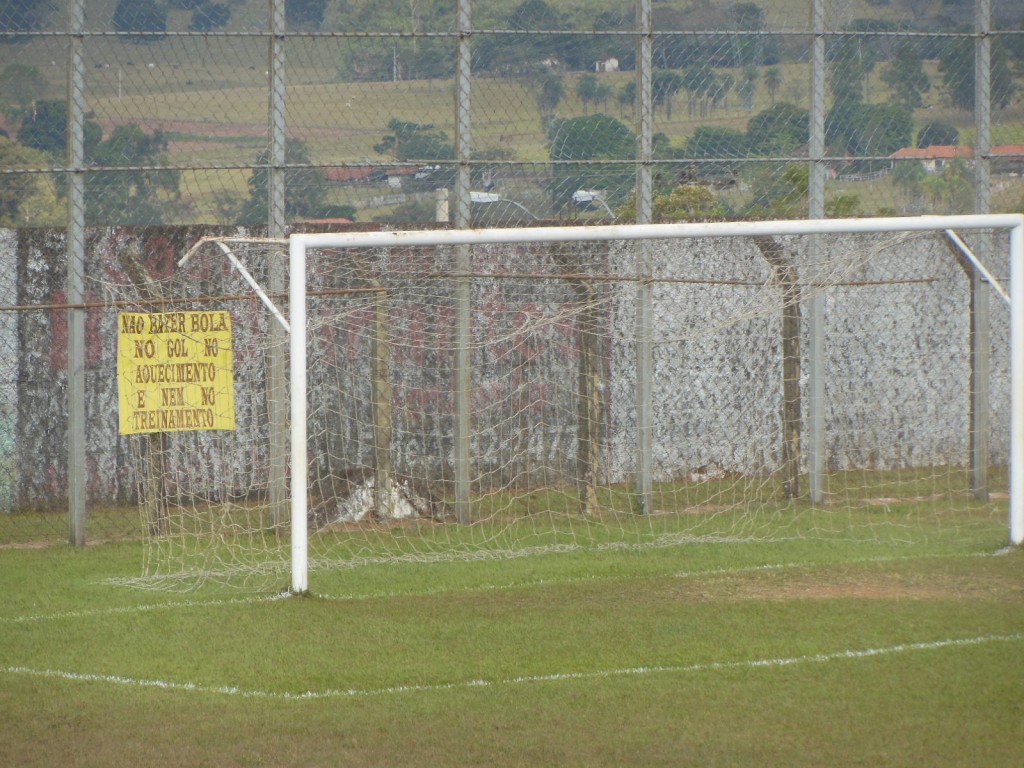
[1010,221,1023,545]
[290,238,309,593]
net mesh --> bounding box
[102,227,1011,591]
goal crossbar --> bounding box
[287,214,1024,593]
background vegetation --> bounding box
[0,0,1021,225]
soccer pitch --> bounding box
[1,523,1022,767]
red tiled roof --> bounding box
[890,145,973,160]
[890,145,1024,160]
[324,166,375,183]
[991,145,1024,157]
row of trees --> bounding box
[0,0,238,37]
[364,94,940,219]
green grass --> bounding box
[1,492,1022,766]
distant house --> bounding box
[991,145,1024,174]
[889,145,972,174]
[890,144,1024,175]
[324,166,376,185]
[384,166,418,189]
[325,165,419,189]
[594,57,619,73]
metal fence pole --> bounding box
[453,0,472,523]
[67,0,87,546]
[634,0,654,514]
[807,0,827,506]
[971,0,992,500]
[267,0,289,527]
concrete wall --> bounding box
[0,227,1010,509]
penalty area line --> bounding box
[3,633,1020,701]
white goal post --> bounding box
[285,214,1024,594]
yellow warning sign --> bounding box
[117,311,235,435]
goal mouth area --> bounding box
[117,215,1024,593]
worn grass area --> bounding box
[84,463,1010,594]
[1,527,1022,767]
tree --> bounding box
[681,63,714,119]
[16,99,102,158]
[939,37,1016,111]
[709,73,734,114]
[828,38,873,105]
[534,74,564,130]
[286,0,328,29]
[727,3,767,67]
[745,163,808,218]
[617,183,729,223]
[746,102,808,155]
[881,40,930,110]
[548,113,634,162]
[652,70,684,120]
[476,0,569,71]
[593,82,613,114]
[920,156,972,213]
[0,0,54,37]
[0,136,61,226]
[617,81,635,119]
[826,102,913,171]
[764,67,782,105]
[239,138,330,224]
[576,73,600,116]
[684,126,746,183]
[508,0,568,62]
[686,126,747,158]
[112,0,168,40]
[190,2,231,31]
[547,114,635,209]
[916,120,959,148]
[373,119,453,162]
[736,65,758,112]
[892,159,927,209]
[0,63,47,118]
[86,124,181,224]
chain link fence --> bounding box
[1,0,1022,229]
[0,0,1022,544]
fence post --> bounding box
[807,0,827,505]
[634,0,654,514]
[971,0,991,500]
[267,0,289,527]
[67,0,87,546]
[453,0,472,523]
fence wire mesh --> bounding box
[0,0,1022,544]
[1,0,1022,230]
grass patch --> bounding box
[0,535,1022,766]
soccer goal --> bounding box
[117,214,1023,593]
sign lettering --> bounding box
[117,311,235,435]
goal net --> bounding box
[108,216,1023,592]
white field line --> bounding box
[2,634,1020,701]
